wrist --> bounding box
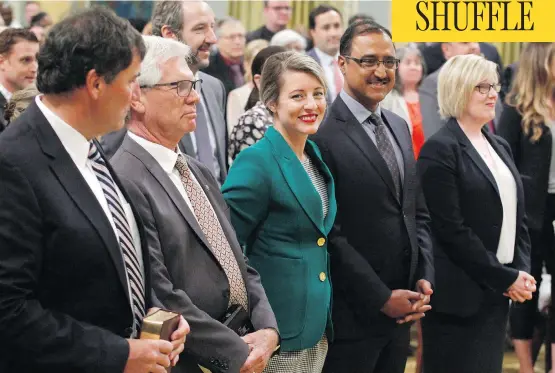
[263,328,280,357]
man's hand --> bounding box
[239,329,279,373]
[169,315,190,366]
[124,339,173,373]
[504,271,536,303]
[381,289,425,319]
[397,280,433,324]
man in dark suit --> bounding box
[246,0,291,43]
[0,8,188,373]
[0,28,39,131]
[103,0,228,185]
[419,42,502,76]
[111,35,279,373]
[202,17,246,97]
[311,20,434,373]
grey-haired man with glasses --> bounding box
[111,35,279,373]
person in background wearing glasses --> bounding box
[247,1,292,43]
[111,35,279,373]
[202,17,247,96]
[311,20,434,373]
[417,54,535,373]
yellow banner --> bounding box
[391,0,555,42]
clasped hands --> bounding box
[381,279,433,324]
[124,308,190,373]
[239,328,280,373]
[504,271,536,303]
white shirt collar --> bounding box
[314,47,339,66]
[0,83,12,101]
[128,131,182,174]
[35,95,90,169]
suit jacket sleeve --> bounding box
[496,136,532,274]
[417,140,519,292]
[419,75,442,139]
[414,169,435,287]
[313,138,393,314]
[121,177,251,373]
[0,155,129,373]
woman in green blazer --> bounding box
[222,51,337,373]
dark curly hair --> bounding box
[37,7,145,95]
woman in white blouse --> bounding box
[417,54,536,373]
[226,39,268,136]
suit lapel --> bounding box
[335,98,400,203]
[31,105,130,304]
[122,136,214,255]
[447,119,500,196]
[266,127,326,234]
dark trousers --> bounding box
[510,193,555,338]
[322,323,410,373]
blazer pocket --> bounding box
[249,255,308,339]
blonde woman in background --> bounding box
[497,42,555,373]
[226,39,269,135]
[4,84,39,124]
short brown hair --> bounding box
[0,28,38,55]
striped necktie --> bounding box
[88,142,146,336]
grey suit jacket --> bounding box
[419,70,504,140]
[306,48,333,105]
[111,134,277,373]
[101,72,228,184]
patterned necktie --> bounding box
[175,154,249,311]
[88,142,146,335]
[369,113,401,199]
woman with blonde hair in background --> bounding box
[497,42,555,373]
[226,39,269,135]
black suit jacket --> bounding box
[0,102,155,372]
[417,119,531,317]
[497,103,551,231]
[311,97,434,339]
[202,51,244,98]
[420,42,503,76]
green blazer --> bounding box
[222,126,337,352]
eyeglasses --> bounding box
[342,56,400,70]
[140,79,202,98]
[475,83,501,94]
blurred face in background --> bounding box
[0,39,39,92]
[398,50,423,87]
[285,41,305,53]
[217,21,246,61]
[25,2,40,25]
[264,0,292,31]
[442,42,480,60]
[310,10,343,56]
[179,1,217,70]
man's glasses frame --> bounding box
[140,79,203,98]
[342,56,400,70]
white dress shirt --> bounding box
[128,132,216,223]
[0,83,12,102]
[471,136,517,264]
[35,95,145,295]
[314,47,342,100]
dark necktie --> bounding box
[88,142,146,336]
[369,113,401,199]
[195,97,216,176]
[229,64,244,88]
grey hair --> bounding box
[393,45,427,93]
[260,51,327,112]
[138,35,192,87]
[151,0,184,39]
[270,29,307,50]
[215,16,242,38]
